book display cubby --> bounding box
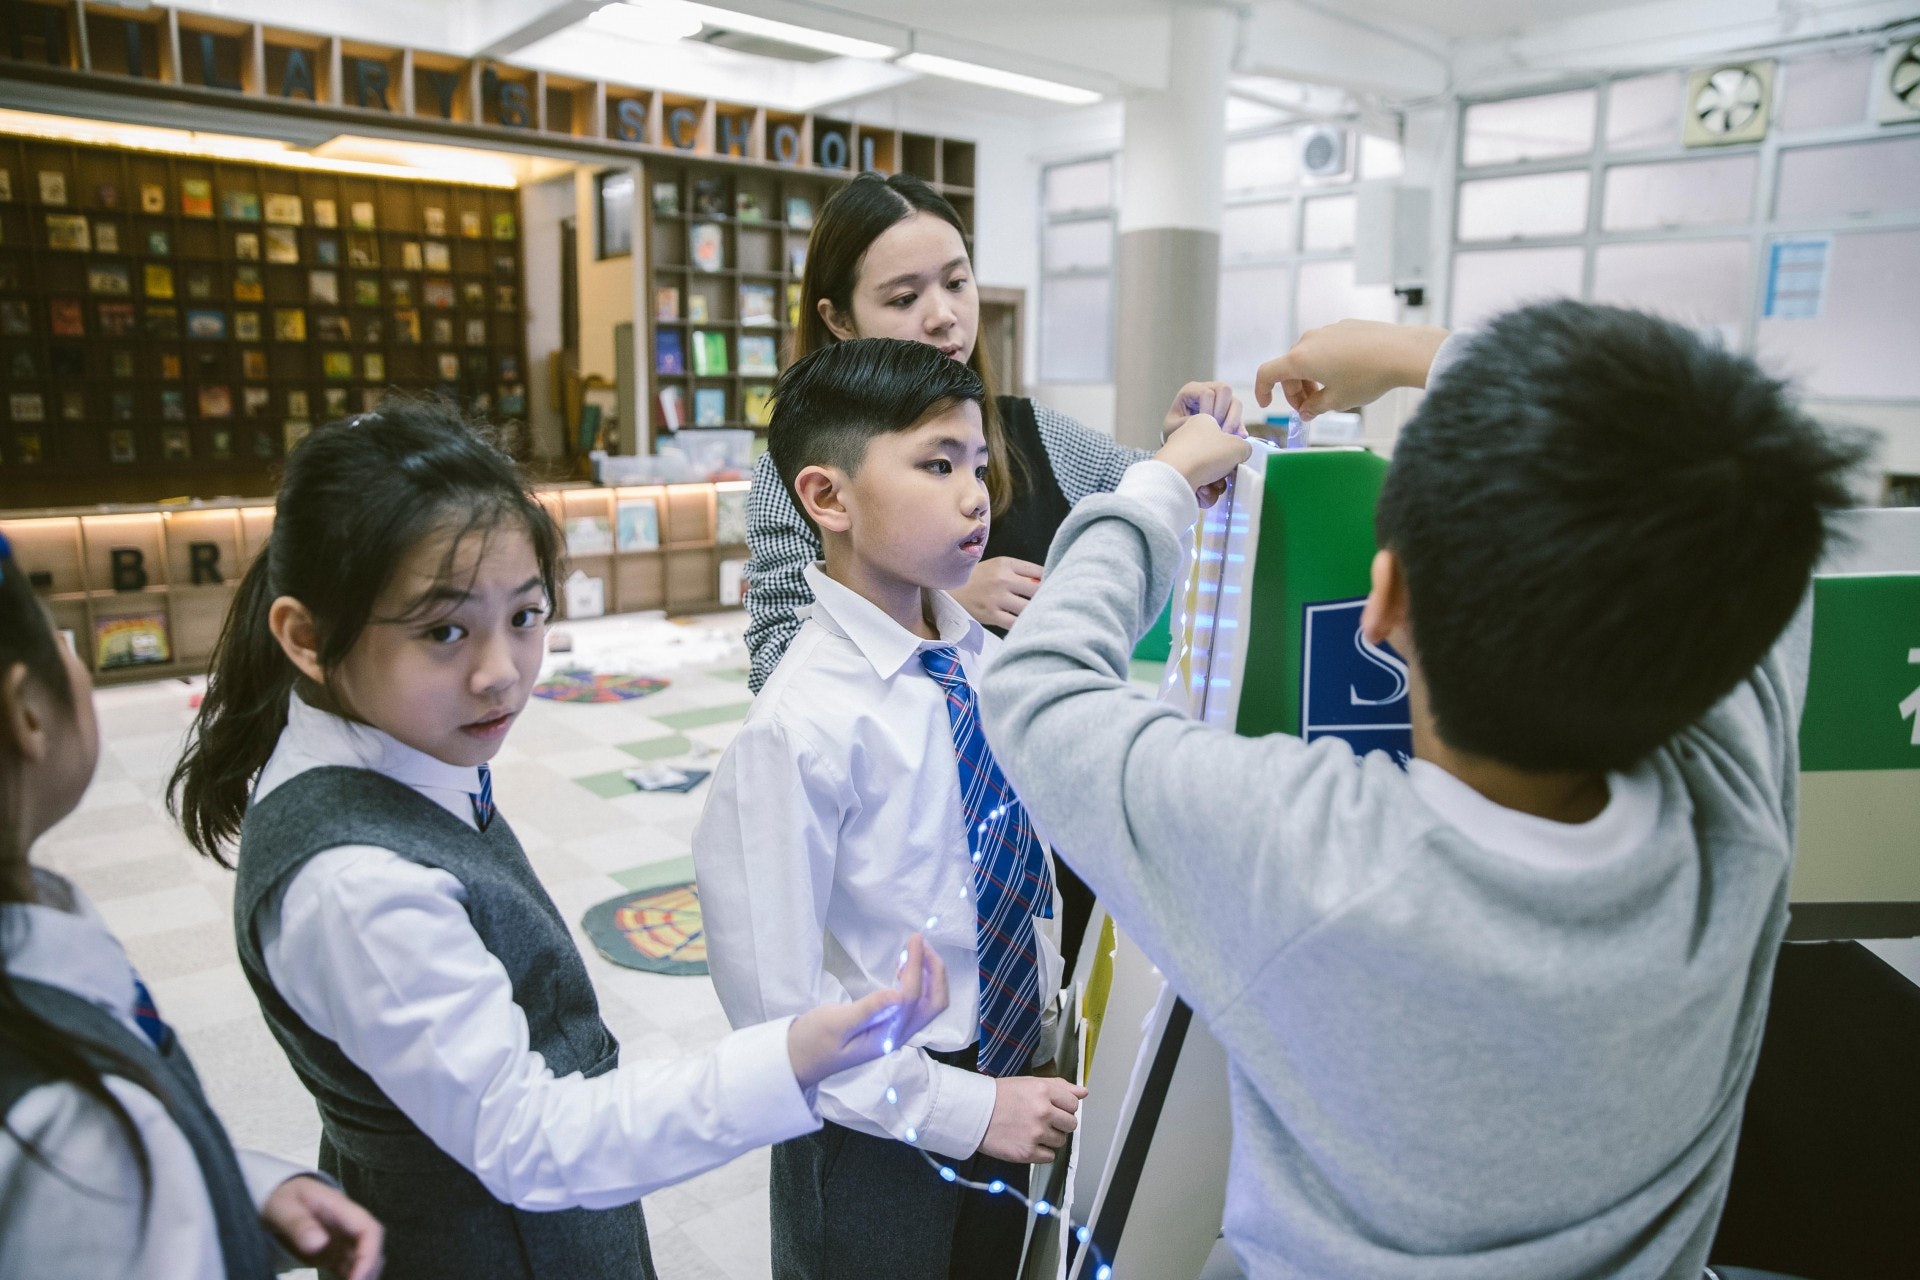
[0,479,746,682]
[0,133,529,508]
[645,137,975,455]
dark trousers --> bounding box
[770,1051,1028,1280]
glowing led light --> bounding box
[987,1179,1006,1194]
[1077,1227,1092,1244]
[881,1038,893,1053]
[1035,1200,1052,1216]
[1097,1267,1113,1279]
[904,1126,918,1143]
[940,1165,957,1181]
[886,1087,898,1104]
[925,915,939,929]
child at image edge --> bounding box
[977,304,1863,1279]
[166,402,946,1280]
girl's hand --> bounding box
[788,934,950,1090]
[952,557,1044,630]
[1254,321,1450,419]
[261,1175,384,1280]
[1164,381,1246,441]
[1157,414,1253,508]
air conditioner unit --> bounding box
[1683,60,1774,147]
[1300,126,1348,178]
[1876,38,1920,124]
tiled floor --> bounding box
[37,611,777,1280]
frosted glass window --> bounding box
[1221,201,1293,262]
[1295,259,1396,335]
[1360,134,1404,180]
[1450,246,1583,327]
[1045,159,1114,215]
[1462,90,1596,166]
[1780,50,1873,132]
[1756,228,1920,399]
[1044,217,1113,272]
[1216,266,1291,385]
[1775,136,1920,222]
[1301,194,1357,251]
[1602,155,1756,231]
[1040,276,1112,382]
[1606,72,1683,152]
[1591,239,1750,338]
[1457,170,1591,241]
[1225,131,1299,193]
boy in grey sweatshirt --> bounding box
[977,303,1865,1280]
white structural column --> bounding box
[1112,6,1234,449]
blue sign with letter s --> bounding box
[1301,597,1412,765]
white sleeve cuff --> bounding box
[1115,459,1201,542]
[921,1061,998,1161]
[237,1149,323,1211]
[714,1015,822,1147]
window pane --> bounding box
[1462,89,1596,166]
[1606,72,1683,152]
[1780,49,1873,132]
[1216,266,1291,384]
[1301,194,1357,251]
[1221,201,1293,262]
[1775,136,1920,222]
[1041,275,1112,382]
[1756,228,1920,399]
[1045,218,1113,272]
[1457,170,1590,241]
[1045,159,1114,216]
[1360,134,1403,179]
[1591,239,1750,340]
[598,171,633,258]
[1602,154,1756,231]
[1225,130,1299,193]
[1295,259,1396,335]
[1450,246,1583,327]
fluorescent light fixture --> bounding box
[681,2,897,59]
[588,0,706,44]
[896,52,1100,105]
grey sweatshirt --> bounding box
[978,458,1805,1279]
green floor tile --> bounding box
[617,734,694,760]
[711,667,752,684]
[652,702,753,730]
[612,854,698,892]
[576,770,641,799]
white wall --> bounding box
[519,174,575,460]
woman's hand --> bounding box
[951,557,1044,630]
[1254,321,1450,419]
[261,1176,384,1280]
[1164,381,1246,441]
[1157,414,1253,509]
[788,934,950,1090]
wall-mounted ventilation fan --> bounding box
[1300,126,1348,178]
[1877,38,1920,124]
[1682,60,1774,147]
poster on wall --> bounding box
[1762,236,1830,320]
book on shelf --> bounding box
[147,228,171,255]
[694,388,727,426]
[655,329,685,375]
[210,429,233,460]
[49,299,84,337]
[273,308,307,341]
[655,285,681,322]
[787,282,803,329]
[424,207,447,235]
[146,307,180,339]
[735,192,765,222]
[565,515,615,555]
[492,212,516,241]
[743,384,774,427]
[460,210,483,238]
[323,351,354,380]
[234,310,262,341]
[45,214,90,250]
[716,488,748,544]
[94,222,119,252]
[616,498,660,551]
[284,419,312,452]
[786,242,807,275]
[315,238,340,266]
[181,178,214,218]
[691,330,729,376]
[402,241,424,271]
[88,264,131,295]
[687,294,710,323]
[37,170,66,204]
[233,266,264,301]
[160,389,185,419]
[60,391,83,420]
[198,385,233,418]
[313,198,338,228]
[424,242,451,271]
[316,314,352,342]
[785,195,813,229]
[673,428,754,480]
[109,427,136,461]
[184,267,216,300]
[186,309,227,340]
[233,231,259,261]
[351,201,377,230]
[8,393,44,423]
[693,179,727,217]
[657,385,683,431]
[265,226,300,264]
[264,193,303,225]
[719,557,746,607]
[690,223,724,272]
[222,191,260,222]
[95,613,171,670]
[242,350,268,379]
[309,270,339,304]
[324,387,349,418]
[738,334,778,376]
[652,181,680,217]
[14,431,41,463]
[739,283,777,326]
[161,428,191,460]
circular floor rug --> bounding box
[582,882,707,975]
[533,668,670,703]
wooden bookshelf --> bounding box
[0,479,748,682]
[0,133,529,507]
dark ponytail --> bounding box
[167,399,561,865]
[0,533,153,1215]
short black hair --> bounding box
[1376,300,1865,771]
[768,337,986,532]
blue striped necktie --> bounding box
[130,976,171,1051]
[472,763,495,832]
[919,645,1055,1078]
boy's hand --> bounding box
[1163,381,1245,441]
[261,1175,384,1280]
[1156,414,1253,508]
[787,934,949,1090]
[952,556,1045,630]
[1254,320,1450,418]
[978,1075,1089,1164]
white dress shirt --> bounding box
[0,869,310,1279]
[255,693,819,1213]
[695,565,1064,1161]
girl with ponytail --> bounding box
[0,532,383,1279]
[166,399,948,1280]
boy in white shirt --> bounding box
[696,338,1091,1279]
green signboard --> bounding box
[1800,574,1920,772]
